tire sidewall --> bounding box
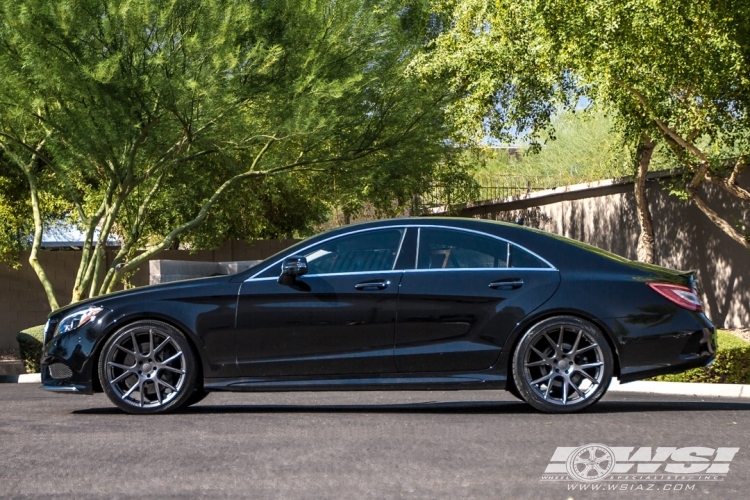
[98,320,198,415]
[512,316,613,413]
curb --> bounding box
[0,373,41,384]
[609,378,750,398]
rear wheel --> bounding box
[512,316,613,413]
[99,320,197,414]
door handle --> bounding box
[354,280,390,291]
[489,278,524,290]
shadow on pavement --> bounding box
[72,398,750,416]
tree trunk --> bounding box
[634,136,656,263]
[23,167,60,311]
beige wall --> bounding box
[0,239,298,350]
[452,172,749,329]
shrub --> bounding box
[16,325,45,374]
[651,331,750,384]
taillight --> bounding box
[647,283,703,312]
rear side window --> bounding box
[416,228,549,270]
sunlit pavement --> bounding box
[0,384,748,499]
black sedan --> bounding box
[40,218,715,414]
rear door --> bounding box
[394,227,560,373]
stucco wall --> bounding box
[0,239,298,350]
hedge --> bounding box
[651,330,750,384]
[16,325,45,374]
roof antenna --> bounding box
[516,217,525,226]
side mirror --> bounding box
[278,256,308,286]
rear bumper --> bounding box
[604,312,716,383]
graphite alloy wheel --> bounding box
[512,316,613,413]
[99,320,197,414]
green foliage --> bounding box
[652,331,750,384]
[416,0,750,248]
[466,111,632,187]
[16,325,44,374]
[0,0,459,305]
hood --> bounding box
[48,274,234,319]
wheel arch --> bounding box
[499,308,622,382]
[91,314,205,393]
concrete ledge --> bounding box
[0,360,25,375]
[609,378,750,398]
[0,373,41,384]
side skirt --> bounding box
[204,372,507,392]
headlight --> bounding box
[55,306,104,337]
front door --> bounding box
[235,228,406,377]
[395,227,560,373]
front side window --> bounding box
[303,229,405,275]
[416,228,548,269]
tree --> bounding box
[413,0,750,260]
[0,0,453,310]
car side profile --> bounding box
[40,218,715,414]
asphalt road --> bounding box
[0,384,748,499]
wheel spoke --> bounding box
[148,329,155,356]
[561,378,568,404]
[153,380,162,404]
[558,326,564,349]
[130,332,141,356]
[542,333,559,353]
[122,380,139,399]
[153,336,171,355]
[574,343,598,355]
[160,365,185,375]
[575,369,599,384]
[569,330,583,355]
[525,359,549,368]
[114,344,136,356]
[570,380,586,398]
[579,361,603,370]
[157,378,177,392]
[531,372,554,385]
[161,351,183,365]
[108,361,135,371]
[139,381,145,408]
[111,370,134,384]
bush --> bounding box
[16,325,45,374]
[651,331,750,384]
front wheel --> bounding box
[99,320,198,414]
[512,316,613,413]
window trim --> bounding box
[246,224,556,281]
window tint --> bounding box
[303,229,404,275]
[416,228,549,269]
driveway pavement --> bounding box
[0,385,748,499]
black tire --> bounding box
[512,316,613,413]
[505,378,525,401]
[183,388,210,407]
[98,320,198,415]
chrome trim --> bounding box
[404,268,558,273]
[248,226,411,280]
[414,225,557,270]
[42,384,85,393]
[246,223,557,281]
[415,227,421,268]
[391,229,407,270]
